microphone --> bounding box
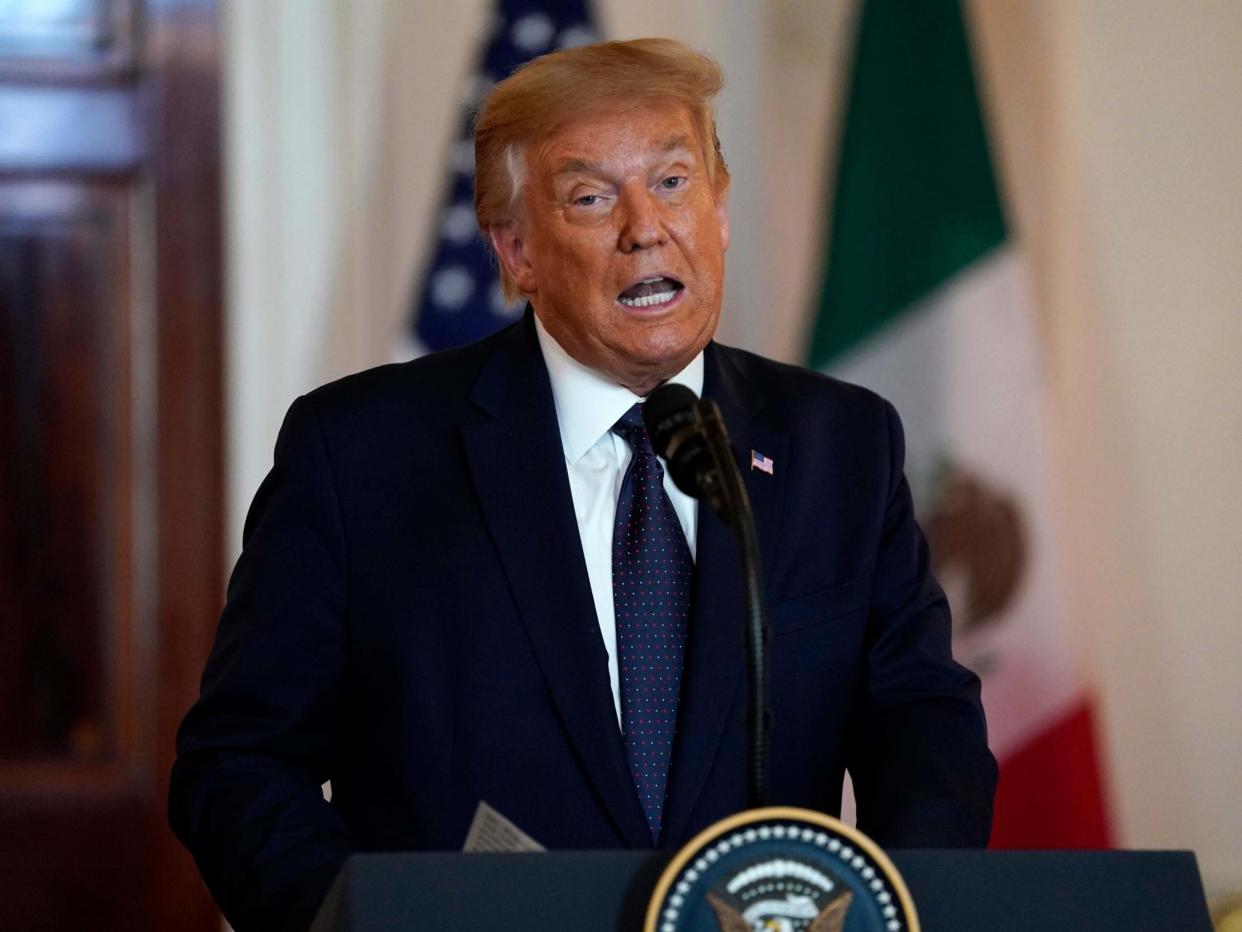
[643,382,771,810]
[642,384,731,523]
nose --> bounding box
[617,186,667,253]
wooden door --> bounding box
[0,1,222,929]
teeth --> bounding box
[619,290,677,308]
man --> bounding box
[171,39,996,932]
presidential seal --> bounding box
[646,807,918,932]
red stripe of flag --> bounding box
[989,700,1113,849]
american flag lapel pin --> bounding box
[750,450,775,475]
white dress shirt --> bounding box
[533,315,702,725]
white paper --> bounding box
[462,801,546,853]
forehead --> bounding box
[530,100,704,181]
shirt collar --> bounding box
[533,313,706,465]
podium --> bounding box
[309,849,1212,931]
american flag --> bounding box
[750,450,775,475]
[407,0,598,355]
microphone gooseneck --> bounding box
[644,384,771,809]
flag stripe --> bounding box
[814,0,1112,848]
[809,0,1005,367]
[989,701,1113,849]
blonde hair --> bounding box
[473,38,730,301]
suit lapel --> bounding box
[460,315,651,849]
[662,344,789,845]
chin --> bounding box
[633,332,696,363]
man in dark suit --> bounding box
[170,38,996,932]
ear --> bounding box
[488,223,537,295]
[714,190,730,252]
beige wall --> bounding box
[225,0,1242,900]
[1021,0,1242,896]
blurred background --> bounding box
[1,0,1238,928]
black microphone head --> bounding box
[642,382,731,509]
[643,383,700,459]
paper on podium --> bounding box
[462,801,546,853]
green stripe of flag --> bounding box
[809,0,1007,368]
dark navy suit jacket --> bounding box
[170,313,996,932]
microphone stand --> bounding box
[697,408,770,811]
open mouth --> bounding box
[617,276,684,309]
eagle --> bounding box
[706,888,854,932]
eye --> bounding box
[574,194,601,207]
[660,175,687,190]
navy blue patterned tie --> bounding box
[611,403,691,843]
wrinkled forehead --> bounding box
[527,98,709,182]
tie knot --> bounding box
[611,403,653,453]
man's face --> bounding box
[490,100,729,395]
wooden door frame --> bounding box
[148,0,225,927]
[0,1,225,928]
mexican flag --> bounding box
[810,0,1111,848]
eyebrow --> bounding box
[550,135,697,178]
